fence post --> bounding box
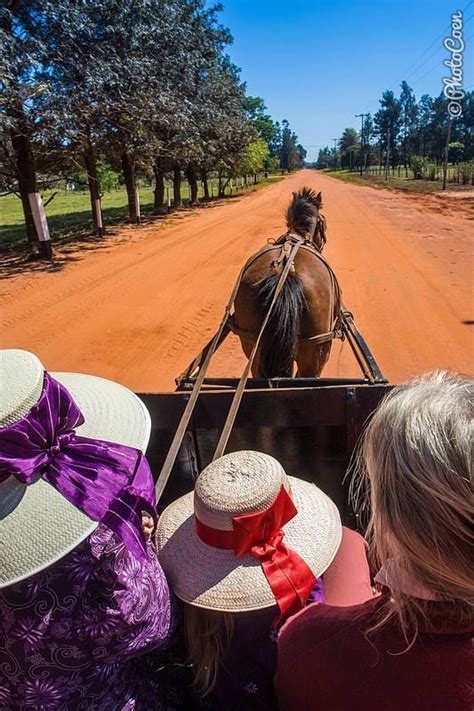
[28,192,53,259]
[135,187,141,224]
[442,117,452,190]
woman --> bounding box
[156,449,373,710]
[0,349,174,710]
[275,372,473,711]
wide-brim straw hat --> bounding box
[0,349,151,588]
[157,450,342,612]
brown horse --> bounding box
[232,187,341,378]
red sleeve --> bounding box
[323,526,373,606]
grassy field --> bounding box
[0,175,283,253]
[324,169,473,194]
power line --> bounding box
[398,1,473,81]
[410,30,473,87]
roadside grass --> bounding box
[0,175,284,254]
[235,175,284,194]
[324,169,473,195]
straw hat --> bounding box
[156,450,342,612]
[0,349,151,588]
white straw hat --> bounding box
[0,349,151,588]
[156,450,342,612]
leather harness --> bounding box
[227,225,342,347]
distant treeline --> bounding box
[314,82,473,177]
[1,0,306,257]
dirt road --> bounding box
[2,171,472,390]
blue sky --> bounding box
[218,0,473,161]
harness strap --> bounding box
[228,236,342,346]
[227,316,342,345]
[154,247,264,502]
[212,237,303,461]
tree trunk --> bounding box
[153,162,166,213]
[121,151,140,224]
[11,125,52,259]
[219,176,231,198]
[84,139,104,236]
[201,168,210,200]
[186,165,198,204]
[173,167,182,207]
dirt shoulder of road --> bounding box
[326,169,474,220]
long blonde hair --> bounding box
[351,371,474,644]
[184,604,234,697]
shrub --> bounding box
[410,155,428,180]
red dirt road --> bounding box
[2,170,473,390]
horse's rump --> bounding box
[234,246,340,377]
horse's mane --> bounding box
[286,187,321,237]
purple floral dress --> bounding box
[0,525,174,710]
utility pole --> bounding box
[442,117,452,191]
[333,138,338,169]
[355,113,369,176]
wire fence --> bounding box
[351,163,474,185]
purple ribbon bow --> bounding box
[0,373,156,563]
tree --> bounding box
[280,120,304,171]
[0,0,53,257]
[339,128,359,169]
[416,94,434,157]
[238,138,269,182]
[316,147,332,169]
[244,96,277,145]
[374,90,402,168]
[362,113,375,168]
[399,81,418,174]
[1,0,301,253]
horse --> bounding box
[231,187,341,378]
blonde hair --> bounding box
[184,604,234,697]
[351,371,474,644]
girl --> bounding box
[276,372,474,711]
[156,449,373,709]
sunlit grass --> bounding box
[325,169,472,194]
[0,175,284,252]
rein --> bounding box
[228,229,342,346]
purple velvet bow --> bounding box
[0,373,156,563]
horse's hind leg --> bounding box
[295,342,331,377]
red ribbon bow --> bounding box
[196,485,316,617]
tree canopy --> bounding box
[316,81,473,172]
[0,0,306,253]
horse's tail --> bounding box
[256,271,306,377]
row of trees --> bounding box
[0,0,306,257]
[316,81,473,175]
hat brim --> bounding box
[0,371,151,589]
[156,476,342,612]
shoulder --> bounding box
[279,596,383,652]
[339,525,367,550]
[322,526,373,607]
